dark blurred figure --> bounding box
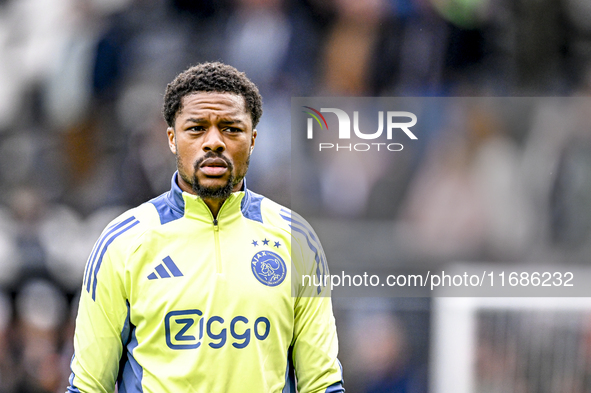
[8,188,48,289]
[318,0,387,95]
[0,291,14,392]
[341,300,429,393]
[12,280,67,393]
[370,0,449,96]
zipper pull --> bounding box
[213,218,218,226]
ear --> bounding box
[167,127,176,154]
[250,129,257,153]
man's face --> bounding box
[167,92,256,200]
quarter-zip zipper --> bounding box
[213,218,222,274]
[200,196,233,274]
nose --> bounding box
[202,127,226,153]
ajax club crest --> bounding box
[251,251,286,287]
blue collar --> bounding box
[149,172,263,225]
[168,171,186,214]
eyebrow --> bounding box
[184,118,206,124]
[184,118,245,125]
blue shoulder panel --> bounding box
[149,172,185,225]
[241,189,264,224]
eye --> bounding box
[188,125,206,132]
[225,127,242,133]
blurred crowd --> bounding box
[0,0,591,391]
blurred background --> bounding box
[1,0,591,391]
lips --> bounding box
[199,157,229,177]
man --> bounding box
[67,62,344,393]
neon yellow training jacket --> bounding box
[67,173,344,393]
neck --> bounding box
[202,197,226,219]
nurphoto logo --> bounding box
[302,106,418,152]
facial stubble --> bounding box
[177,150,250,201]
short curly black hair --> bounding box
[163,62,263,129]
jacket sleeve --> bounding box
[67,217,138,393]
[290,216,344,393]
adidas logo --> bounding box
[148,256,184,280]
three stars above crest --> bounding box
[252,238,281,248]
